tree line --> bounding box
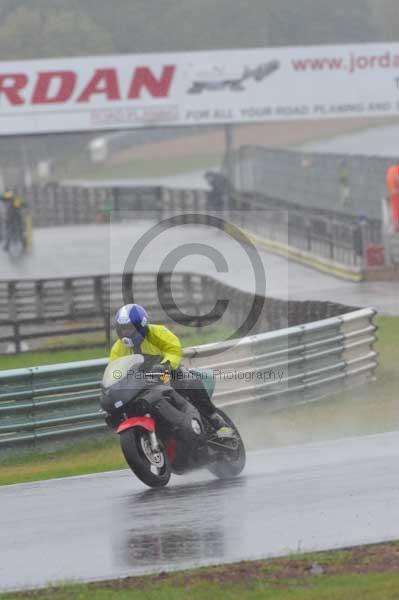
[0,0,396,61]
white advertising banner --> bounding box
[1,42,399,135]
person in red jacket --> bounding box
[386,165,399,232]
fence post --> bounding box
[64,278,73,316]
[157,272,168,308]
[103,310,111,351]
[183,273,194,305]
[306,225,312,252]
[112,188,120,220]
[329,232,334,259]
[13,321,21,354]
[35,280,44,319]
[93,275,103,315]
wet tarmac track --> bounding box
[1,222,399,314]
[2,431,399,591]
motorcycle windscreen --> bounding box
[102,355,144,389]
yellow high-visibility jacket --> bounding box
[109,324,183,369]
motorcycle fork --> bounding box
[145,414,160,451]
[148,430,160,451]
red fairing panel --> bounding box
[166,439,177,463]
[117,416,155,434]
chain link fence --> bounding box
[225,145,395,222]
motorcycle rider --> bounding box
[1,189,27,252]
[110,303,234,439]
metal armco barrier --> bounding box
[0,307,377,451]
[0,272,353,353]
[0,272,212,353]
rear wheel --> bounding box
[120,427,171,488]
[207,409,246,479]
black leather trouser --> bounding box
[170,367,215,418]
[141,385,201,447]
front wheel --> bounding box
[207,409,246,479]
[120,427,171,488]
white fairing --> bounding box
[102,355,144,388]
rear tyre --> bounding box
[207,409,246,479]
[120,427,171,488]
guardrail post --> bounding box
[35,280,44,319]
[306,225,312,252]
[64,278,73,316]
[93,276,103,315]
[7,281,16,322]
[183,273,194,304]
[13,321,21,354]
[103,310,111,351]
[95,275,111,350]
[112,188,120,220]
[157,272,168,307]
[329,232,334,259]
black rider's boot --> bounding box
[209,412,235,439]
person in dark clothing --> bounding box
[205,171,231,213]
[1,190,27,252]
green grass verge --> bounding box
[63,153,221,180]
[0,347,107,370]
[3,543,399,599]
[0,436,123,486]
[5,576,399,599]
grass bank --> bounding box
[0,436,123,486]
[3,542,399,599]
[0,347,107,371]
[66,153,220,180]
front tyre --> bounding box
[208,409,246,479]
[120,427,171,488]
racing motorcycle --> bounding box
[100,355,246,488]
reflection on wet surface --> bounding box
[123,527,224,565]
[117,477,247,568]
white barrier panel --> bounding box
[1,43,399,134]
